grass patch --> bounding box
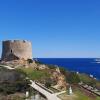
[74,86,100,100]
[58,86,100,100]
[79,73,92,83]
[17,68,50,81]
[79,73,100,89]
[75,89,92,100]
[96,96,100,100]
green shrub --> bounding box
[0,68,30,94]
[27,59,33,63]
[79,74,96,87]
[47,65,56,69]
[45,78,52,88]
[66,72,80,84]
[17,68,50,81]
[59,67,66,75]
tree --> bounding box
[59,67,66,75]
[27,59,33,63]
[66,72,80,84]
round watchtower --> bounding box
[1,40,32,61]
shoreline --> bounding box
[37,58,100,80]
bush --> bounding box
[59,67,66,75]
[45,78,52,88]
[66,72,80,84]
[18,68,50,81]
[79,74,97,87]
[0,68,30,94]
[47,65,56,69]
[27,59,33,63]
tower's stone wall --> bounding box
[1,40,32,61]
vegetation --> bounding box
[1,60,100,100]
[0,67,30,95]
[17,68,51,81]
[95,80,100,90]
[78,73,99,88]
[45,78,52,88]
[27,59,33,64]
[59,67,100,89]
[34,59,43,65]
[47,64,57,69]
[0,94,25,100]
[66,72,80,84]
[59,67,67,75]
[0,63,99,100]
[58,86,100,100]
[74,87,100,100]
[75,90,94,100]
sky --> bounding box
[0,0,100,58]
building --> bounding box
[1,40,32,61]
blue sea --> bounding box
[37,58,100,80]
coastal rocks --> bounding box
[55,67,61,73]
[0,58,49,70]
[0,59,37,69]
[37,64,49,70]
[51,70,66,90]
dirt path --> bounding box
[58,93,77,100]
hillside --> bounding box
[0,60,100,100]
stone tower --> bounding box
[1,40,32,61]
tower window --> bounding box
[11,49,12,53]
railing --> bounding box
[35,82,54,94]
[79,84,100,97]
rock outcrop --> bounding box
[50,67,66,90]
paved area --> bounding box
[0,65,15,70]
[55,91,66,96]
[30,80,61,100]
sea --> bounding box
[37,58,100,80]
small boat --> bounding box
[95,58,100,62]
[94,58,100,63]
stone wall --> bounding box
[1,40,32,61]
